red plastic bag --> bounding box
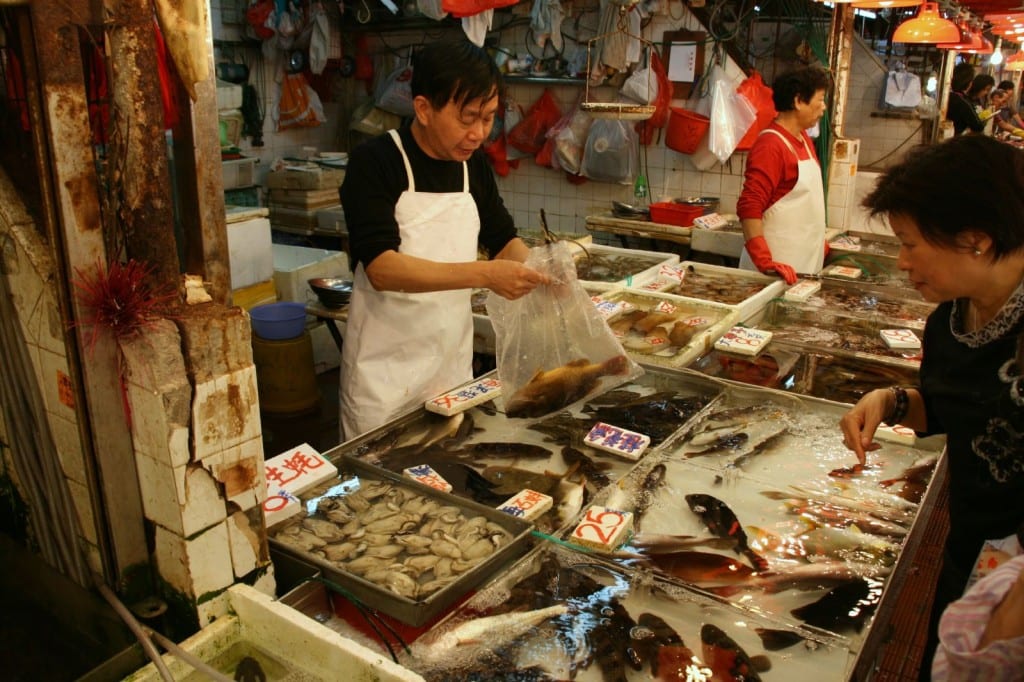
[735,72,776,152]
[442,0,518,18]
[245,0,275,40]
[507,89,562,155]
[636,51,671,146]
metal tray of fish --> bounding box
[690,339,921,405]
[572,243,679,289]
[598,288,741,368]
[757,298,923,367]
[345,368,725,536]
[589,382,945,645]
[631,260,785,322]
[267,453,534,626]
[822,251,915,293]
[401,542,855,681]
[796,278,935,329]
[829,230,901,259]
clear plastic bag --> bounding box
[486,242,643,420]
[580,118,638,184]
[708,70,757,164]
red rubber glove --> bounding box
[744,236,798,284]
[824,240,831,261]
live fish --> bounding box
[645,550,758,586]
[706,559,891,597]
[754,628,805,651]
[633,463,667,529]
[505,355,631,418]
[584,392,711,446]
[790,577,883,632]
[786,483,913,524]
[879,454,938,503]
[627,533,738,555]
[747,520,900,566]
[700,623,767,682]
[422,604,569,656]
[561,444,612,489]
[632,613,684,676]
[686,493,770,572]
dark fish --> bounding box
[634,463,667,530]
[646,550,757,586]
[561,445,612,489]
[790,577,882,632]
[754,628,805,651]
[700,623,763,682]
[633,613,683,676]
[480,465,562,495]
[461,442,554,460]
[828,462,880,478]
[585,394,712,446]
[685,494,770,572]
[505,355,630,419]
[234,656,266,682]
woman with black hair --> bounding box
[839,135,1024,679]
[736,66,830,284]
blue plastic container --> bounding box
[250,302,307,340]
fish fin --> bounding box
[760,490,790,500]
[750,654,772,672]
[566,358,590,368]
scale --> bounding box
[580,0,656,122]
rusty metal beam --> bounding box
[828,4,856,137]
[29,0,149,587]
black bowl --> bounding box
[308,278,352,308]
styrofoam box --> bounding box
[227,216,273,290]
[577,244,680,289]
[272,244,352,304]
[222,157,258,190]
[633,261,785,323]
[216,79,242,111]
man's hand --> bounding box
[486,260,549,300]
[745,236,798,284]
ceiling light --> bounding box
[893,3,961,43]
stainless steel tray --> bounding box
[268,453,534,626]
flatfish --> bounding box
[505,355,631,418]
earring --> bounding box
[974,248,982,256]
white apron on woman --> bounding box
[340,130,479,439]
[739,128,826,275]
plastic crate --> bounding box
[649,201,704,227]
[222,157,257,190]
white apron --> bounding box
[739,128,826,275]
[340,130,479,439]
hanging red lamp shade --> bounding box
[851,0,922,8]
[963,33,995,54]
[1005,51,1024,71]
[893,3,961,43]
[937,21,984,50]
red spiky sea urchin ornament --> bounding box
[71,259,178,354]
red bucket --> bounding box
[665,107,710,154]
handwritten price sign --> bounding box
[713,326,773,356]
[880,328,921,350]
[496,488,553,521]
[403,464,453,492]
[584,422,651,461]
[425,377,502,415]
[654,301,678,314]
[570,505,633,552]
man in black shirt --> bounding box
[338,39,547,439]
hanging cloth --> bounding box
[884,71,922,109]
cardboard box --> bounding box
[266,165,345,190]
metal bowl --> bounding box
[673,196,720,213]
[308,278,352,308]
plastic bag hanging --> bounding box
[707,67,756,163]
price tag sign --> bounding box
[264,443,336,499]
[829,234,862,252]
[824,265,863,279]
[591,296,625,321]
[640,279,673,292]
[875,422,916,445]
[654,300,678,314]
[880,328,921,350]
[783,279,822,302]
[403,464,453,493]
[584,422,651,461]
[693,213,728,230]
[496,489,553,521]
[658,264,687,282]
[425,377,502,415]
[714,326,773,356]
[569,505,634,552]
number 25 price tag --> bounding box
[569,505,633,552]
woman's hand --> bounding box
[839,388,892,465]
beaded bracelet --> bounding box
[886,386,910,425]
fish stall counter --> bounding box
[265,363,947,681]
